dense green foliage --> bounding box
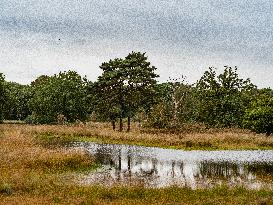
[146,67,258,130]
[243,96,273,136]
[3,82,32,120]
[0,53,272,135]
[94,52,158,131]
[28,71,89,124]
[195,66,256,127]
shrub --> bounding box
[243,96,273,136]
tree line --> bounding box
[0,51,273,135]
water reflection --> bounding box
[71,142,273,189]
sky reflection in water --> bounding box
[71,142,273,189]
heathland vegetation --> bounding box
[1,124,273,204]
[1,52,273,204]
[1,51,273,135]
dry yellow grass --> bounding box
[1,124,273,204]
[0,124,95,197]
[11,122,273,150]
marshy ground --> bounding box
[1,123,273,204]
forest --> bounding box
[1,51,273,135]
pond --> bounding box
[70,141,273,189]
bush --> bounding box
[24,115,35,124]
[243,96,273,136]
[146,102,172,129]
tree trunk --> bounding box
[112,120,116,130]
[119,117,123,132]
[128,154,131,176]
[127,116,131,132]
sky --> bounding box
[0,0,273,88]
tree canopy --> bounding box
[29,71,90,124]
[243,95,273,136]
[94,51,159,131]
[1,53,272,136]
[195,66,256,127]
[3,82,32,120]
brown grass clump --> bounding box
[27,149,94,172]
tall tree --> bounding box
[95,52,159,131]
[94,58,125,130]
[123,52,158,131]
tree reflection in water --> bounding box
[74,142,273,189]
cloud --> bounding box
[0,0,273,87]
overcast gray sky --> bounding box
[0,0,273,87]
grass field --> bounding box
[1,123,273,204]
[24,122,273,150]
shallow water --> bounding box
[70,141,273,189]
